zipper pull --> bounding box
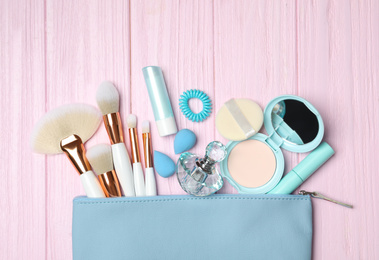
[299,190,353,209]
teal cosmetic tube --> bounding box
[142,66,178,137]
[268,142,335,194]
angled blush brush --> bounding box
[96,81,135,197]
[30,104,105,198]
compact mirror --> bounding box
[271,99,319,145]
[221,95,325,194]
[264,95,324,153]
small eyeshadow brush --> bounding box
[142,120,157,196]
[127,114,146,197]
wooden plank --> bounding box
[0,0,46,259]
[130,0,214,195]
[45,0,130,259]
[214,0,298,193]
[297,0,379,259]
[3,0,379,258]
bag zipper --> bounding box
[299,190,353,208]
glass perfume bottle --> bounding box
[176,141,227,196]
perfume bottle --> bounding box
[176,141,227,196]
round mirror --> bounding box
[271,99,320,145]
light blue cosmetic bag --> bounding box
[72,194,312,260]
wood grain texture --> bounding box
[130,0,180,195]
[297,1,379,259]
[0,0,46,259]
[130,0,214,195]
[1,0,378,259]
[45,1,130,259]
[214,0,298,193]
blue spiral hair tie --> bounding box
[179,89,212,122]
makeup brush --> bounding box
[96,81,135,197]
[30,104,105,198]
[127,114,146,196]
[142,121,157,196]
[87,144,122,197]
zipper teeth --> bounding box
[74,194,310,202]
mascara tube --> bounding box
[268,142,335,194]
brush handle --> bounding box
[133,162,146,196]
[112,143,136,197]
[145,167,157,196]
[80,171,106,198]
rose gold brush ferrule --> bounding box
[142,132,153,168]
[103,112,124,144]
[98,170,122,197]
[60,134,91,175]
[128,128,140,163]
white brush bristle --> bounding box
[30,104,102,154]
[96,81,120,115]
[142,120,150,133]
[127,114,137,128]
[86,144,114,175]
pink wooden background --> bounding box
[1,0,378,259]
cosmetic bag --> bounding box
[72,194,312,260]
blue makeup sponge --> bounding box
[174,129,197,154]
[154,151,176,178]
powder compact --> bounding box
[217,95,324,194]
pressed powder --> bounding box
[227,140,276,188]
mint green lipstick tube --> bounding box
[142,66,178,137]
[268,142,335,194]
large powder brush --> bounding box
[30,103,105,198]
[96,81,135,197]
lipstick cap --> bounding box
[142,66,178,137]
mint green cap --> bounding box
[142,66,177,136]
[293,142,334,181]
[268,142,334,194]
